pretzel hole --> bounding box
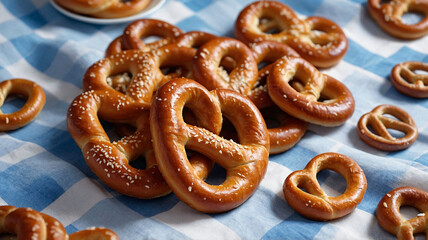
[379,0,392,5]
[413,69,428,76]
[0,233,16,239]
[401,11,426,25]
[316,169,346,197]
[142,35,163,44]
[204,162,227,186]
[0,95,26,114]
[106,72,132,93]
[400,205,424,220]
[219,117,240,143]
[258,17,282,34]
[386,128,406,139]
[260,107,283,129]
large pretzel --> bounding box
[193,37,258,95]
[391,61,428,98]
[377,187,428,240]
[267,56,355,126]
[367,0,428,39]
[0,205,119,240]
[283,152,367,221]
[0,79,46,131]
[150,78,269,213]
[234,0,348,68]
[357,104,418,151]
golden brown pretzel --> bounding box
[105,36,126,57]
[367,0,428,39]
[122,19,183,52]
[174,31,217,48]
[0,79,46,131]
[90,0,151,19]
[267,56,355,126]
[150,78,270,213]
[193,37,258,95]
[376,187,428,240]
[234,0,348,68]
[283,152,367,221]
[53,0,114,14]
[357,104,418,151]
[391,61,428,98]
[0,205,119,240]
[67,89,213,198]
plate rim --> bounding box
[49,0,166,24]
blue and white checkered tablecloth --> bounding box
[1,0,427,239]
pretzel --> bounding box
[267,56,355,126]
[54,0,114,14]
[283,152,367,221]
[174,31,217,48]
[357,104,418,151]
[234,0,348,68]
[67,89,212,198]
[83,48,195,104]
[122,19,183,53]
[150,78,269,213]
[0,79,46,131]
[90,0,151,19]
[367,0,428,39]
[377,187,428,240]
[193,37,258,95]
[0,205,119,240]
[391,61,428,98]
[105,36,126,57]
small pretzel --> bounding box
[377,187,428,240]
[367,0,428,39]
[357,104,418,151]
[90,0,151,19]
[193,37,258,95]
[122,19,183,52]
[391,61,428,98]
[267,56,355,126]
[283,152,367,221]
[0,79,46,131]
[0,205,119,240]
[235,0,348,68]
[150,78,269,213]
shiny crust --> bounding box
[105,36,126,57]
[174,31,217,48]
[0,79,46,131]
[122,19,183,52]
[0,205,119,239]
[283,152,367,221]
[391,61,428,98]
[367,0,428,39]
[193,37,258,95]
[234,0,348,68]
[54,0,114,14]
[267,56,355,126]
[357,104,418,151]
[376,187,428,239]
[150,78,269,213]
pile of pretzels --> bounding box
[62,1,427,239]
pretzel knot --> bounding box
[376,187,428,240]
[391,61,428,98]
[150,78,270,213]
[283,152,367,221]
[0,205,118,240]
[234,0,348,68]
[0,79,45,131]
[367,0,428,39]
[357,104,418,151]
[267,56,355,127]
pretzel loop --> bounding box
[391,61,428,98]
[150,78,269,213]
[376,187,428,240]
[0,79,46,131]
[367,0,428,39]
[283,152,367,221]
[357,104,418,151]
[234,0,348,67]
[267,56,355,126]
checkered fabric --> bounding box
[1,0,427,239]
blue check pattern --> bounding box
[0,0,427,239]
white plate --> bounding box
[49,0,166,24]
